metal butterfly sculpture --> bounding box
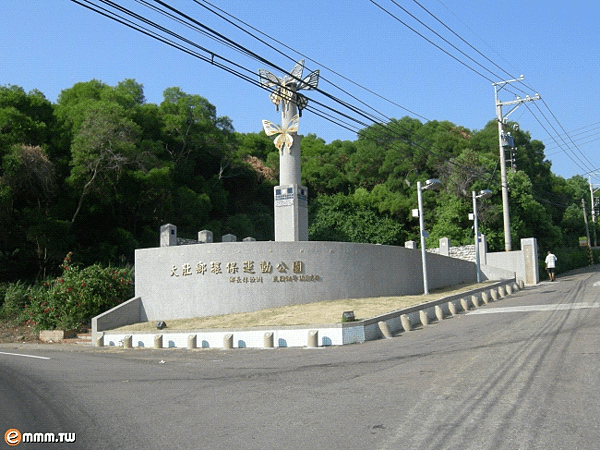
[262,114,300,154]
[258,60,319,116]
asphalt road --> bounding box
[2,268,600,450]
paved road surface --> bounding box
[2,268,600,449]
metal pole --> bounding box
[417,181,429,295]
[473,191,481,283]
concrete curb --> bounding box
[99,279,519,350]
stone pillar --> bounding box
[439,237,450,257]
[307,330,319,347]
[198,230,213,243]
[160,224,177,247]
[404,241,417,250]
[274,185,309,241]
[400,314,412,331]
[264,332,274,348]
[274,101,308,242]
[279,103,301,187]
[478,234,488,265]
[521,238,539,285]
[378,321,393,339]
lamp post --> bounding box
[472,189,492,283]
[417,179,441,295]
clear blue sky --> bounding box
[2,0,599,182]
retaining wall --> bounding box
[92,241,477,341]
[97,279,519,349]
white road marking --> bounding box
[469,303,600,315]
[0,351,51,360]
[593,281,600,287]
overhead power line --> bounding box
[73,0,596,187]
[196,0,430,123]
[71,0,501,186]
[370,0,598,181]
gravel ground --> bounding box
[0,322,40,343]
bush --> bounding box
[0,281,36,323]
[539,247,599,280]
[23,253,134,331]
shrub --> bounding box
[24,253,134,331]
[0,280,37,324]
[539,247,599,280]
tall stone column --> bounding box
[274,101,308,241]
[259,60,318,242]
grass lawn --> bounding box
[112,281,493,332]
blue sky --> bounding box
[2,0,599,182]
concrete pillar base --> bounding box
[401,314,412,332]
[264,332,274,348]
[223,334,233,349]
[378,321,393,338]
[307,330,318,347]
[435,305,444,321]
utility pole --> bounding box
[582,198,593,265]
[493,76,540,251]
[590,175,598,247]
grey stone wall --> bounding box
[177,237,200,246]
[133,241,477,323]
[428,244,477,262]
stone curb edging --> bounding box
[97,279,521,350]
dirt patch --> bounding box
[0,322,40,344]
[112,281,494,333]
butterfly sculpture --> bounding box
[258,60,319,116]
[262,114,300,154]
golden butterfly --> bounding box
[261,114,300,154]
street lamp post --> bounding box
[417,179,441,295]
[472,189,492,283]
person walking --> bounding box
[545,251,558,281]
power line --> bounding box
[385,0,596,181]
[72,0,500,187]
[523,101,596,176]
[412,0,519,86]
[370,0,497,83]
[544,126,600,154]
[195,0,431,122]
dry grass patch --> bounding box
[112,281,492,332]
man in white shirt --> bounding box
[545,251,557,281]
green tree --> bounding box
[0,85,54,149]
[67,101,141,226]
[309,192,406,245]
[508,170,561,250]
[0,87,59,280]
[301,136,354,196]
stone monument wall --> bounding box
[131,240,476,323]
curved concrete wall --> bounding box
[134,241,477,322]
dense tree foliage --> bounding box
[0,81,274,280]
[0,80,596,283]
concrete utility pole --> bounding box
[589,175,599,247]
[582,198,593,264]
[493,76,540,251]
[416,179,441,295]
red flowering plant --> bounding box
[26,253,134,331]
